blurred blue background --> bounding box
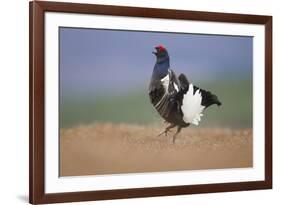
[59,27,253,128]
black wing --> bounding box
[178,73,189,91]
[169,69,180,93]
[148,81,165,106]
[173,73,190,104]
[148,69,180,119]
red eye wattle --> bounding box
[156,45,165,51]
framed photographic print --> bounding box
[29,1,272,204]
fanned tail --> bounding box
[180,84,221,126]
[181,84,205,125]
[199,88,222,108]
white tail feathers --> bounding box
[181,84,205,125]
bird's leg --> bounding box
[172,126,182,144]
[158,124,176,137]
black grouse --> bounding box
[148,45,221,143]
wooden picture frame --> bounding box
[29,1,272,204]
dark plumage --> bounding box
[148,45,221,143]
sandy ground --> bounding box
[60,123,253,176]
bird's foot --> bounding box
[172,126,182,144]
[157,124,176,138]
[157,129,171,137]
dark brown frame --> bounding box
[29,1,272,204]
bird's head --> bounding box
[153,45,169,63]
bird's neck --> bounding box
[157,55,170,64]
[153,58,170,79]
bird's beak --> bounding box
[152,48,157,55]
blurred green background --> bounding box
[59,28,253,129]
[60,78,252,128]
